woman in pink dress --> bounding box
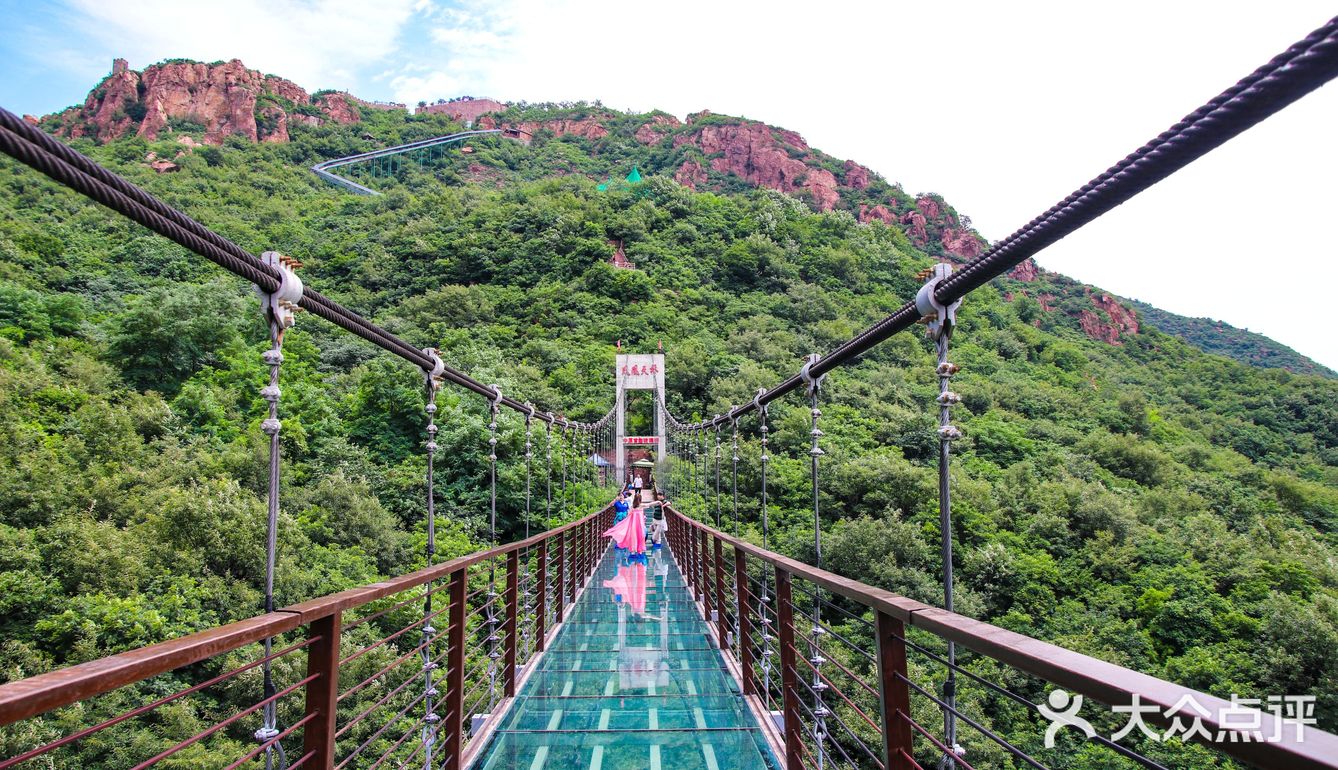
[603,492,647,562]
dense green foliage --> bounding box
[0,102,1334,768]
[1129,299,1335,378]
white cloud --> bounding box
[65,0,421,92]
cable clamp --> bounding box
[257,251,303,334]
[800,353,825,397]
[753,387,768,418]
[421,347,445,391]
[914,263,960,340]
[489,384,503,411]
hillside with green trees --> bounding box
[1128,299,1336,378]
[1,100,1336,768]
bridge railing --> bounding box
[0,505,613,770]
[664,504,1338,770]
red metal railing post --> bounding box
[734,545,755,696]
[535,540,548,651]
[504,551,519,697]
[876,611,915,770]
[576,522,584,587]
[578,523,587,590]
[775,569,803,770]
[442,567,467,770]
[688,519,699,598]
[567,529,577,605]
[301,611,341,770]
[713,536,727,649]
[585,519,593,577]
[700,528,713,621]
[554,531,566,622]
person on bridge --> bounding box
[648,505,666,550]
[604,491,647,562]
[613,493,630,523]
[611,493,631,555]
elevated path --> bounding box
[470,543,779,770]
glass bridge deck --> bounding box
[471,544,780,770]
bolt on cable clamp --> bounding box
[256,251,304,332]
[915,263,961,340]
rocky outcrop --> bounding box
[315,93,360,125]
[674,159,707,190]
[1080,294,1139,345]
[1010,259,1039,282]
[676,122,840,211]
[609,239,635,269]
[941,226,984,260]
[45,58,363,145]
[843,160,872,190]
[634,114,681,145]
[60,61,142,142]
[477,115,609,143]
[900,210,929,245]
[858,204,897,225]
[915,195,944,221]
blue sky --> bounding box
[2,0,1336,369]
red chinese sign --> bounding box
[619,363,659,376]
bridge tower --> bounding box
[614,353,666,487]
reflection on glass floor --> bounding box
[471,544,780,770]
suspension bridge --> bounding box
[0,15,1336,770]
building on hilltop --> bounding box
[415,96,507,127]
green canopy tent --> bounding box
[598,167,643,192]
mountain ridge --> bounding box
[35,56,1332,377]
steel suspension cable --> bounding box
[663,17,1338,431]
[0,108,609,430]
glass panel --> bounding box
[471,545,779,770]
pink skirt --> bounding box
[603,508,646,554]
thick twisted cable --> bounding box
[675,17,1338,430]
[0,114,609,428]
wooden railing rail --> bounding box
[0,505,615,770]
[665,504,1338,770]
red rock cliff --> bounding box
[45,58,363,145]
[1079,293,1140,345]
[674,122,840,211]
[477,115,610,142]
